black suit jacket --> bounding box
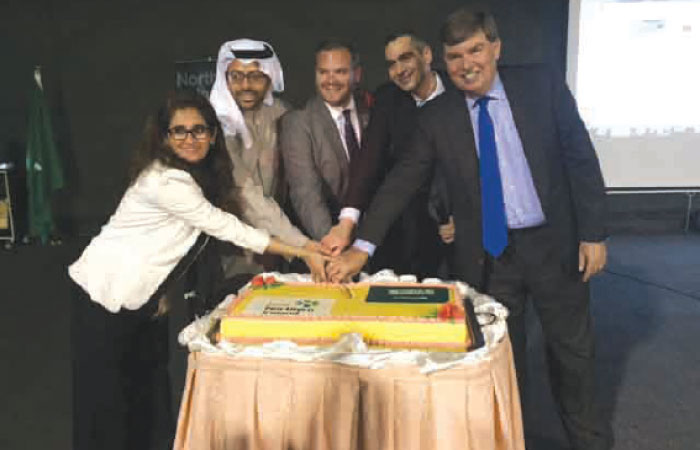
[357,64,607,289]
[345,71,452,211]
[343,73,453,275]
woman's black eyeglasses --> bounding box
[167,125,212,141]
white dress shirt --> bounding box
[69,161,271,313]
[412,71,445,107]
[325,97,361,161]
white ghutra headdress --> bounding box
[209,39,284,148]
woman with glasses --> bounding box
[69,90,325,450]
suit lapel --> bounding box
[310,96,350,170]
[355,92,371,134]
[442,90,481,199]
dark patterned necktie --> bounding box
[475,96,508,257]
[342,109,360,161]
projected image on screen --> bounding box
[568,0,700,188]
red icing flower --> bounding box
[438,303,454,320]
[251,275,265,287]
[437,303,466,321]
[264,276,276,285]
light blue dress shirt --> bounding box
[467,75,545,230]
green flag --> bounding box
[26,76,64,244]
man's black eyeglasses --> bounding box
[226,71,269,85]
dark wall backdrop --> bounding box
[1,0,569,235]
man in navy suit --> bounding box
[329,8,612,450]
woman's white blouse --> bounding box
[69,162,270,313]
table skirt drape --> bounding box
[173,334,523,450]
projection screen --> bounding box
[567,0,700,189]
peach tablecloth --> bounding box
[173,334,523,450]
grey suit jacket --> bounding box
[279,95,369,240]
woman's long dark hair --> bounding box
[128,89,234,209]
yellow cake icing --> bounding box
[220,276,478,351]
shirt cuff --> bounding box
[352,239,376,257]
[249,231,271,255]
[338,207,361,224]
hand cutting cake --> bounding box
[219,274,484,352]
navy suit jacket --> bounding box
[357,64,607,289]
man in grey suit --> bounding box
[279,40,370,241]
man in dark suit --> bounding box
[279,40,370,242]
[328,9,612,450]
[320,32,453,278]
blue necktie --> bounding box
[475,97,508,257]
